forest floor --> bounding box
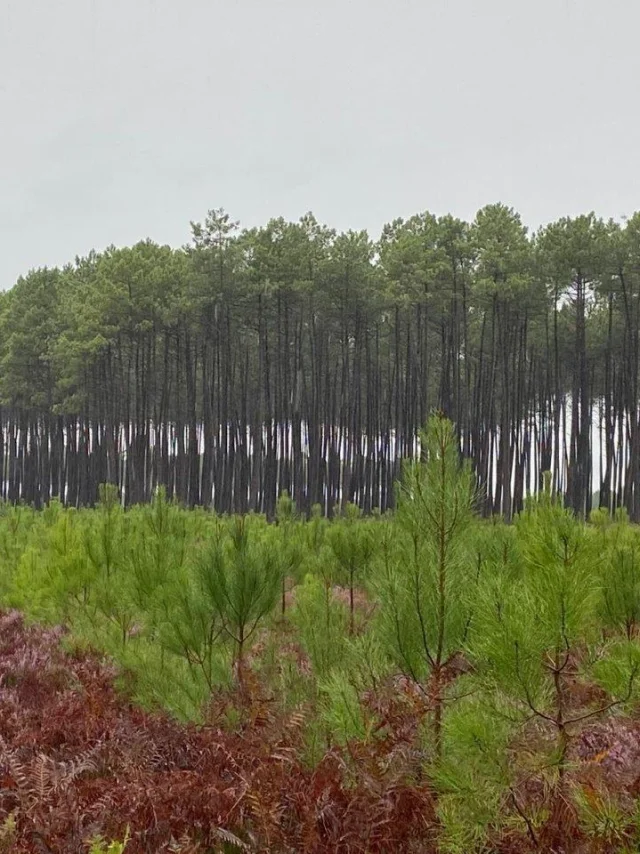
[1,608,640,853]
[0,609,435,853]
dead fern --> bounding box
[212,827,252,851]
[1,748,97,811]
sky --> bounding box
[1,0,639,288]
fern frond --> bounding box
[212,826,252,851]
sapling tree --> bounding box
[291,572,349,678]
[434,693,520,853]
[596,512,640,640]
[92,561,138,652]
[377,413,476,758]
[471,514,520,582]
[88,509,138,653]
[470,483,640,842]
[318,669,373,746]
[83,483,123,582]
[306,503,328,556]
[0,503,32,592]
[274,490,304,617]
[153,505,227,697]
[77,483,128,637]
[302,503,336,628]
[156,566,226,693]
[197,516,280,685]
[12,505,95,624]
[127,487,188,627]
[327,502,374,634]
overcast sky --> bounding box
[1,0,638,288]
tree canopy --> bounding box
[1,204,638,518]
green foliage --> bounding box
[573,786,634,851]
[376,413,476,756]
[0,814,16,853]
[274,490,305,615]
[464,485,640,848]
[472,489,600,705]
[87,827,130,853]
[0,504,33,595]
[83,484,125,582]
[342,631,390,695]
[434,693,514,853]
[197,516,280,678]
[598,515,640,639]
[319,669,373,745]
[291,573,349,678]
[590,639,640,703]
[303,504,333,585]
[327,503,374,634]
[10,504,94,623]
[127,487,189,613]
[0,268,62,409]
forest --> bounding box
[1,205,640,852]
[1,204,640,520]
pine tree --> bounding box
[377,412,476,758]
[327,503,374,635]
[469,480,640,844]
[197,516,280,686]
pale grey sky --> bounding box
[1,0,639,287]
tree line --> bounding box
[1,204,639,518]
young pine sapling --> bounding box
[197,517,280,686]
[377,413,476,760]
[328,503,374,635]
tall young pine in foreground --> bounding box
[378,412,475,759]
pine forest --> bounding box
[3,204,640,520]
[1,207,640,852]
